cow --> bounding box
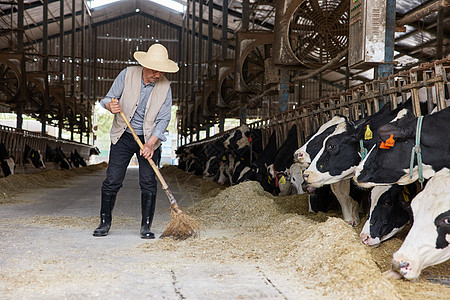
[294,115,347,168]
[303,101,412,187]
[360,182,419,246]
[0,142,15,177]
[293,115,367,225]
[391,168,450,280]
[70,149,87,167]
[266,125,299,196]
[288,163,305,194]
[89,146,101,156]
[55,146,71,170]
[203,134,230,180]
[223,124,251,151]
[233,130,279,191]
[24,144,45,169]
[354,106,450,188]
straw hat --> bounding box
[133,44,179,73]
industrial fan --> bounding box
[0,55,22,104]
[235,31,274,95]
[274,0,349,68]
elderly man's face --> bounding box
[142,68,164,84]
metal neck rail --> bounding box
[181,55,450,149]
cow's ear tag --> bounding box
[385,134,395,147]
[248,136,252,142]
[402,186,410,202]
[279,176,286,185]
[364,125,373,140]
[222,155,226,161]
[380,134,395,149]
[379,141,389,149]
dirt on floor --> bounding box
[0,164,449,299]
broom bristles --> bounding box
[160,209,200,240]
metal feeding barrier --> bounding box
[182,56,450,151]
[0,124,93,166]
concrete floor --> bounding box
[0,167,312,299]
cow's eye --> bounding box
[382,200,391,207]
[327,144,336,151]
[444,218,450,225]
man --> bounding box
[93,44,178,239]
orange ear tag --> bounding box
[385,134,395,147]
[379,141,390,149]
[248,136,252,142]
[380,134,395,149]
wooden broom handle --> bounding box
[113,99,181,213]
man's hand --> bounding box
[141,135,159,159]
[105,98,122,114]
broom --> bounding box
[113,99,200,240]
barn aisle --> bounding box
[1,164,450,299]
[0,165,313,299]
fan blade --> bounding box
[290,23,316,33]
[329,1,349,25]
[309,0,326,20]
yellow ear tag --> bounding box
[279,175,286,185]
[364,125,373,140]
[222,155,226,161]
[402,187,410,202]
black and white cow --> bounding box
[267,125,299,196]
[303,101,411,187]
[0,142,15,177]
[233,130,279,192]
[89,146,101,156]
[293,115,363,225]
[71,149,87,167]
[24,144,45,169]
[55,147,71,170]
[355,106,450,188]
[222,125,263,185]
[203,134,230,180]
[391,168,450,280]
[360,183,419,246]
[294,115,347,168]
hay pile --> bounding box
[150,166,450,299]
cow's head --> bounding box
[294,116,346,168]
[303,121,361,187]
[30,150,46,169]
[354,111,426,188]
[289,163,305,194]
[360,184,416,246]
[392,169,450,280]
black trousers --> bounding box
[102,132,160,194]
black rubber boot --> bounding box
[140,192,156,239]
[93,191,117,237]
